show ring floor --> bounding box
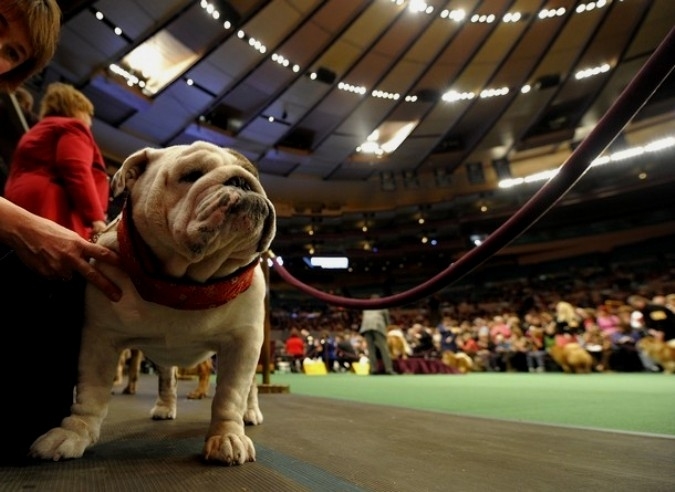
[1,373,673,491]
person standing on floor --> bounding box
[0,1,121,463]
[359,295,396,375]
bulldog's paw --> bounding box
[244,407,263,426]
[29,428,89,461]
[150,403,177,420]
[202,433,256,465]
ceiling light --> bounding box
[442,90,475,102]
[304,257,349,269]
[440,9,466,22]
[356,121,418,156]
[575,63,611,80]
[503,12,522,23]
[498,135,675,189]
[115,30,202,95]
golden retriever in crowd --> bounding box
[548,343,594,373]
[177,358,215,399]
[113,348,143,394]
[386,325,412,360]
[637,336,675,374]
[441,351,474,373]
[114,349,214,399]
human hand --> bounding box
[2,201,122,301]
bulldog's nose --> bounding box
[224,176,252,191]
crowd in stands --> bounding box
[273,263,675,375]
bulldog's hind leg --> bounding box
[30,337,120,461]
[150,365,178,420]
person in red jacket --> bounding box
[4,82,109,240]
[284,327,306,373]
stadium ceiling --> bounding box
[42,0,675,298]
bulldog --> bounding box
[29,141,276,465]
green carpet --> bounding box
[258,372,675,436]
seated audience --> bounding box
[267,261,674,376]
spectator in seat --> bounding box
[335,333,360,372]
[628,295,675,344]
[437,315,459,354]
[284,327,305,373]
[410,323,436,357]
[525,325,547,373]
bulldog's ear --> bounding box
[111,148,150,197]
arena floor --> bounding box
[1,374,673,492]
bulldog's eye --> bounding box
[180,170,204,183]
[225,176,252,191]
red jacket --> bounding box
[4,116,109,239]
[285,335,305,357]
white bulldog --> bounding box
[30,141,276,465]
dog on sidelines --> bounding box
[637,336,675,374]
[113,348,141,394]
[30,142,276,465]
[386,325,412,360]
[114,349,214,399]
[548,343,594,373]
[441,351,474,373]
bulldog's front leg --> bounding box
[203,344,259,465]
[30,336,119,461]
[243,375,263,426]
[150,365,178,419]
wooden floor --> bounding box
[1,374,674,492]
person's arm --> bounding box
[0,197,121,301]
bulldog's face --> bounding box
[112,142,276,280]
